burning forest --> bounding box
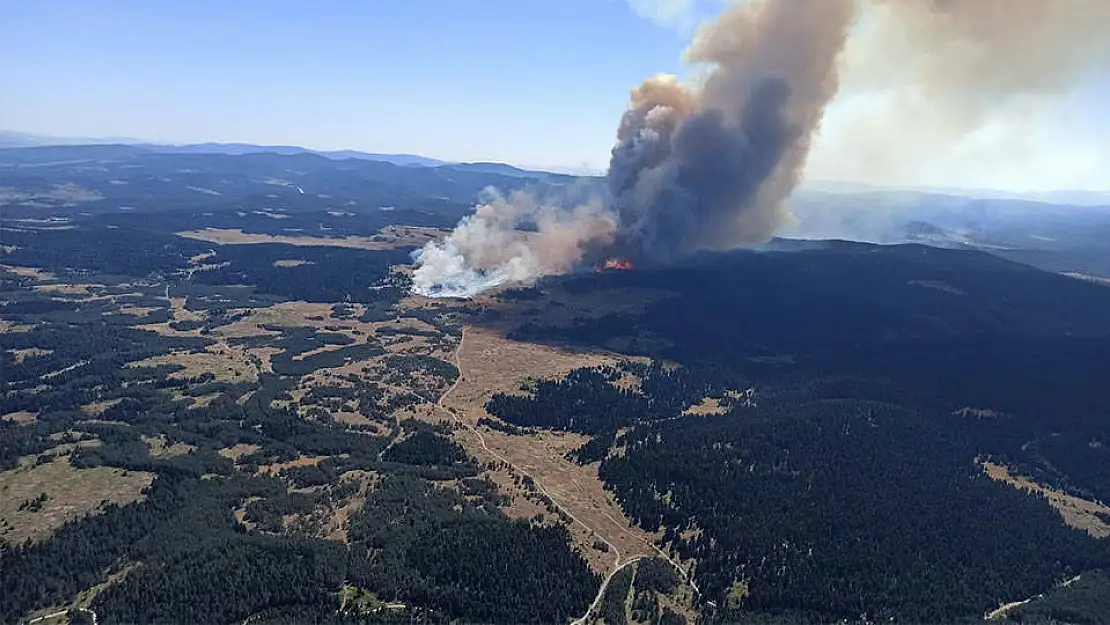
[411,0,1110,298]
[595,258,635,273]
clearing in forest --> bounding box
[176,225,440,250]
[0,456,154,544]
[983,461,1110,538]
[437,325,667,574]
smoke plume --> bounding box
[809,0,1110,190]
[608,0,854,262]
[411,189,614,297]
[412,0,1108,297]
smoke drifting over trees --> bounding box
[412,0,1107,297]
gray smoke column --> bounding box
[411,0,1106,297]
[607,0,855,262]
[412,0,855,295]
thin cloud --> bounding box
[625,0,696,26]
[624,0,730,32]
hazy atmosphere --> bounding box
[3,0,1108,191]
[5,2,1110,624]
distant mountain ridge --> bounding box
[134,141,450,168]
[6,131,1108,202]
[3,131,474,171]
[803,178,1110,206]
[0,130,145,148]
[0,142,583,224]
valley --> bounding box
[2,145,1110,624]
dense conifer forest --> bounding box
[4,146,1110,623]
[481,245,1110,623]
[0,220,598,623]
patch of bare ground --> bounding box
[439,326,670,574]
[9,347,53,364]
[0,320,36,333]
[272,259,315,267]
[190,392,223,407]
[168,296,203,321]
[176,226,438,250]
[80,398,123,416]
[130,344,259,383]
[226,301,437,347]
[333,411,377,427]
[452,325,623,397]
[985,598,1035,621]
[3,411,37,425]
[32,282,106,296]
[1,264,56,281]
[40,436,102,457]
[142,435,196,458]
[291,341,357,362]
[658,589,700,625]
[678,522,703,544]
[983,574,1083,621]
[71,564,136,614]
[233,498,259,530]
[118,305,163,318]
[683,396,728,416]
[954,406,1001,420]
[725,579,751,610]
[611,370,643,393]
[0,455,154,544]
[377,224,443,246]
[258,455,329,477]
[244,303,459,415]
[142,297,205,337]
[189,251,217,264]
[321,471,377,542]
[37,183,103,203]
[217,301,337,334]
[140,307,277,377]
[219,443,262,462]
[908,279,966,295]
[983,461,1110,538]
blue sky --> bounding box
[2,0,1107,190]
[1,0,701,171]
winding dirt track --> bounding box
[28,608,97,625]
[433,327,698,624]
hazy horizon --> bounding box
[7,128,1110,200]
[3,0,1107,192]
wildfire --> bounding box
[594,258,635,272]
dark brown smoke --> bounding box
[606,0,856,263]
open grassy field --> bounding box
[0,455,154,544]
[984,461,1110,538]
[435,326,668,573]
[176,225,440,250]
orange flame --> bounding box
[594,258,634,272]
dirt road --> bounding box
[435,326,698,623]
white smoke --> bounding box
[413,0,852,297]
[411,0,1109,298]
[410,188,615,298]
